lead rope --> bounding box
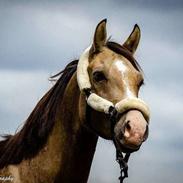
[109,106,131,183]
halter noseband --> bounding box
[77,46,150,183]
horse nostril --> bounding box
[143,124,149,142]
[123,120,131,138]
[125,120,131,131]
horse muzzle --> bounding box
[114,109,149,153]
[113,98,150,153]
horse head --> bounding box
[77,19,150,153]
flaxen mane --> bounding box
[0,41,141,169]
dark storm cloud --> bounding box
[0,0,183,72]
[115,0,183,10]
[1,0,183,9]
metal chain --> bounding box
[116,150,130,183]
[108,106,131,183]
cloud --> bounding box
[0,70,50,134]
[0,1,183,183]
[0,0,182,71]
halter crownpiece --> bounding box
[76,46,150,122]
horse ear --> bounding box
[123,24,141,54]
[92,19,107,53]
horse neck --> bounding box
[53,73,98,182]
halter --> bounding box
[77,46,150,183]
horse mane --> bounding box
[0,60,78,169]
[0,41,141,169]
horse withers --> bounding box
[0,19,150,183]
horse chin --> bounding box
[114,138,141,153]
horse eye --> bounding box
[93,71,106,82]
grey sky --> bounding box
[0,1,183,183]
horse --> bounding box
[0,19,150,183]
